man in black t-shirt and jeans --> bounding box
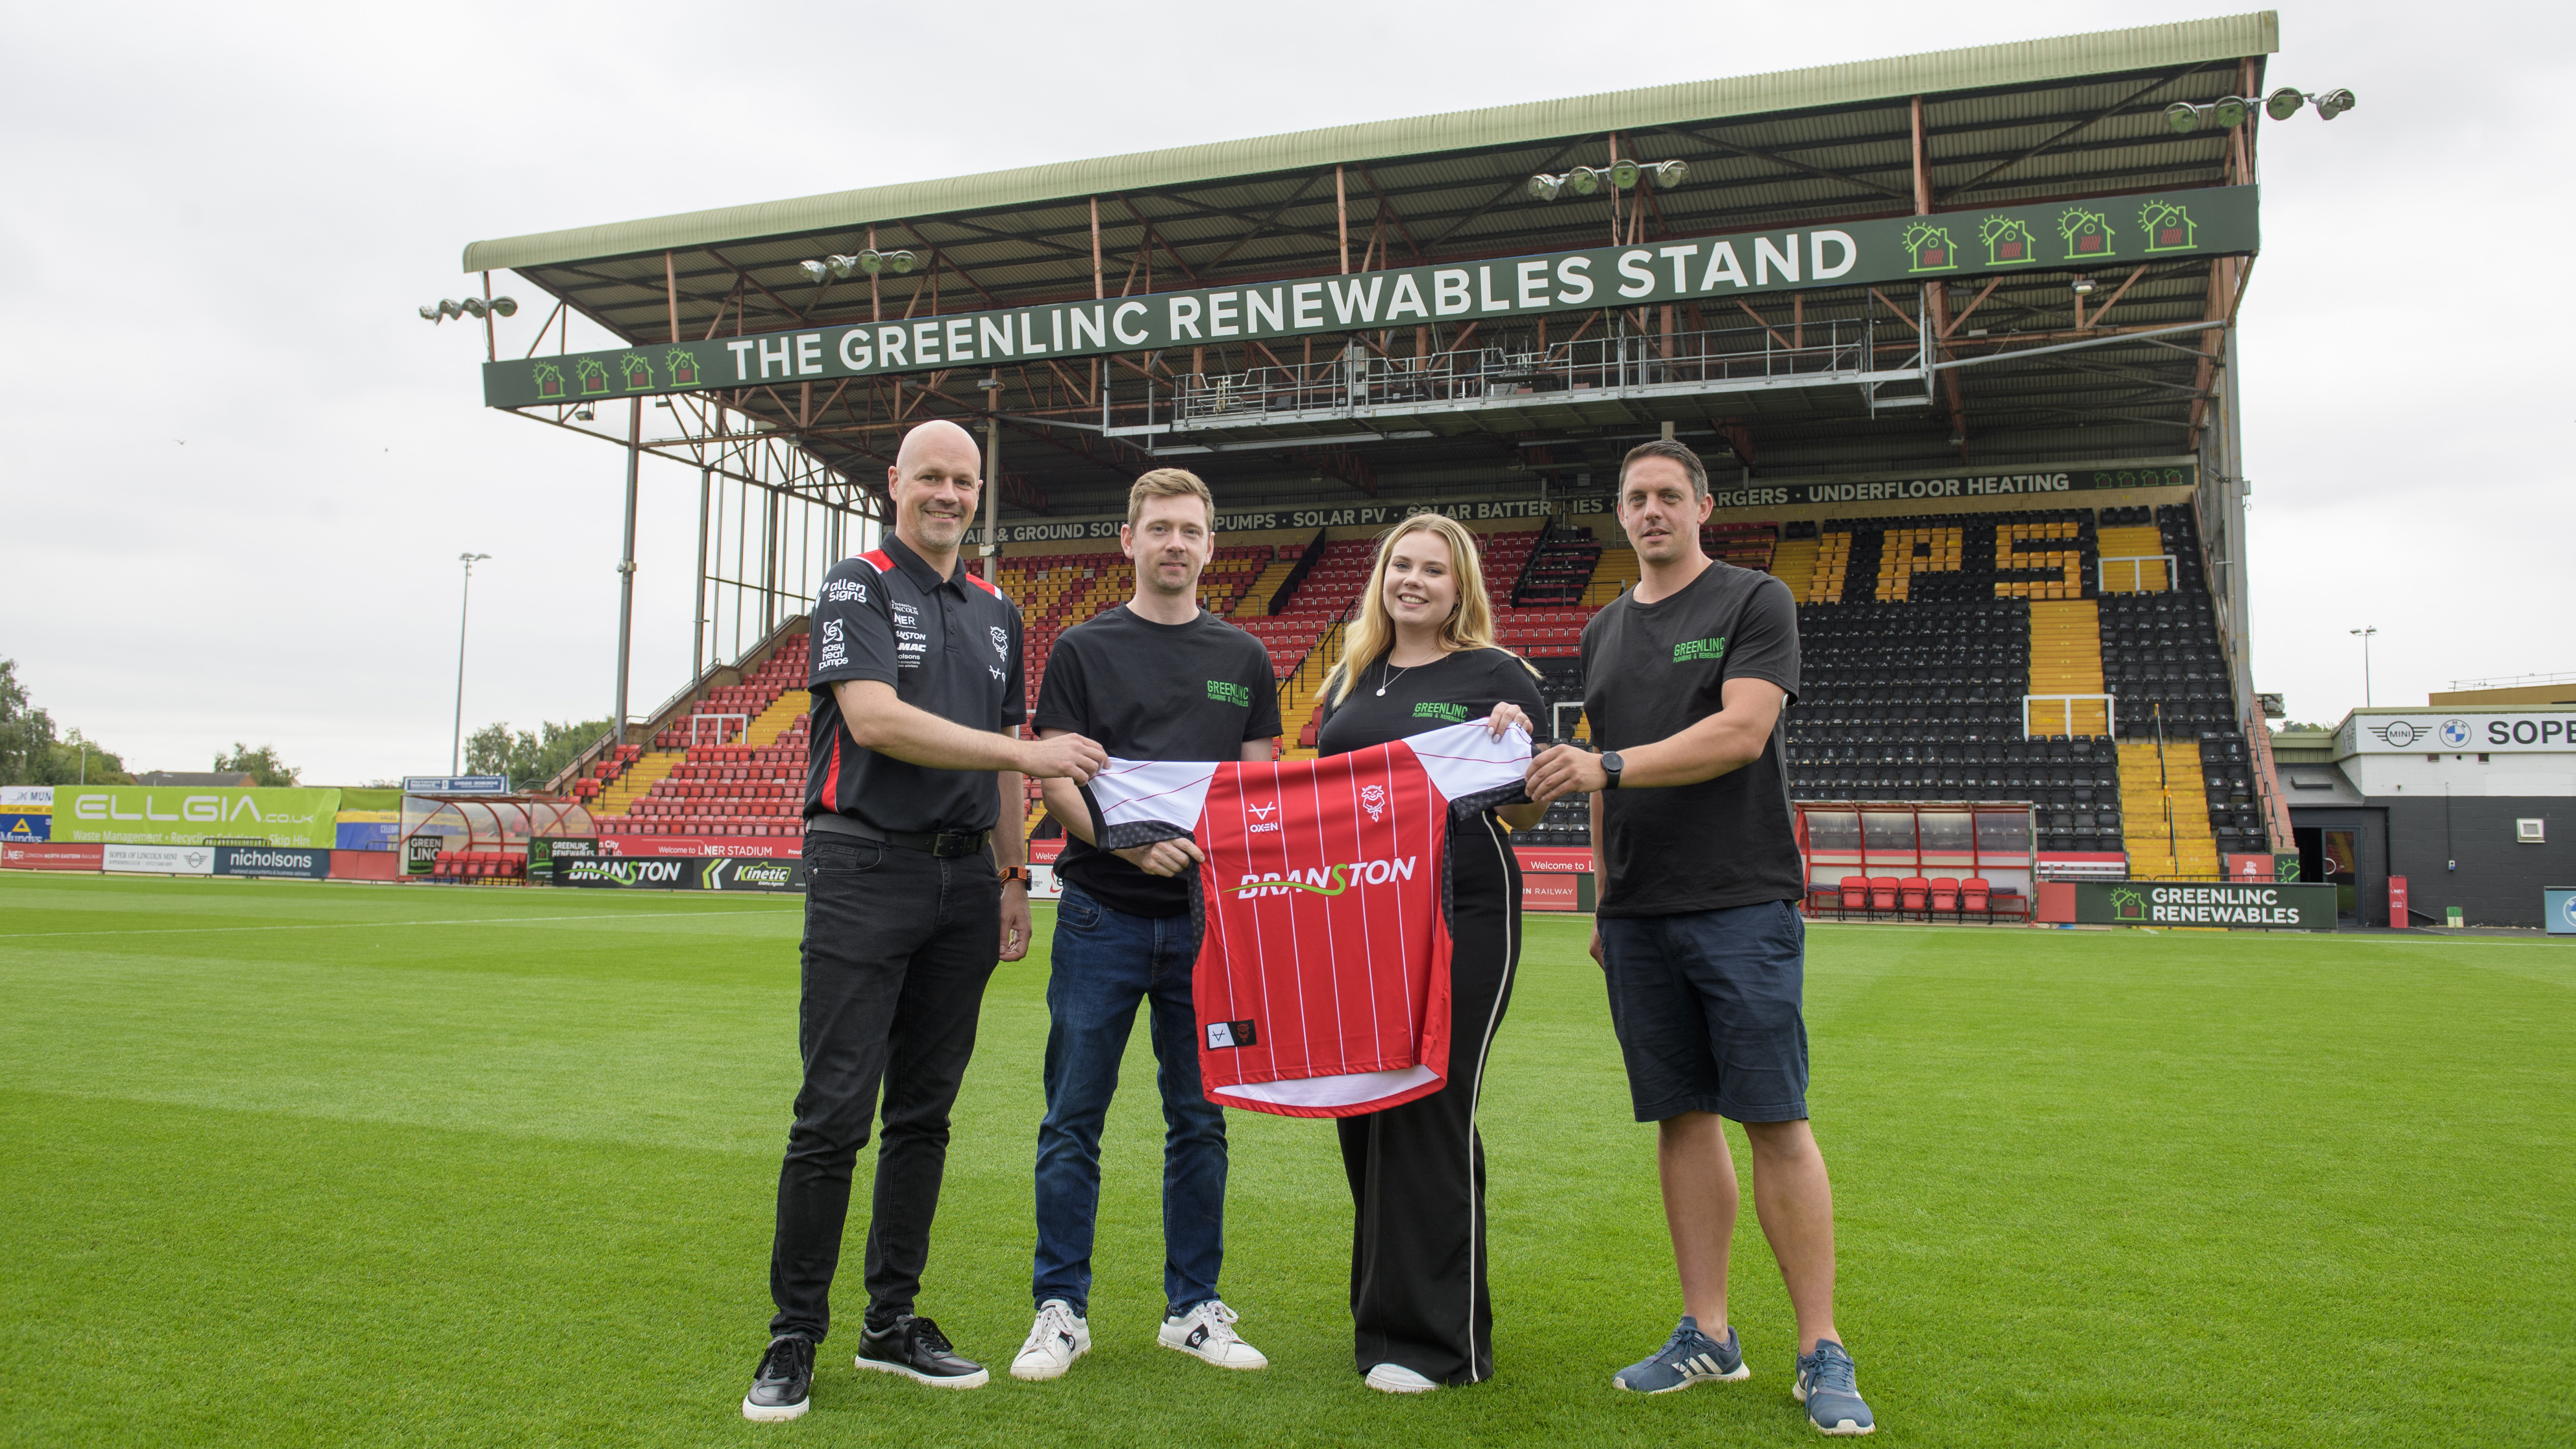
[743,419,1108,1421]
[1528,441,1876,1436]
[1007,468,1281,1383]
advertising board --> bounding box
[2337,712,2576,755]
[216,845,333,879]
[403,834,444,876]
[2546,888,2576,937]
[556,855,809,892]
[58,786,341,847]
[531,836,600,884]
[3,841,102,871]
[102,843,218,875]
[2,785,51,842]
[402,775,510,794]
[2073,880,2336,929]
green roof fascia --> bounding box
[462,11,2277,273]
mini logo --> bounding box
[1360,784,1386,821]
[990,626,1010,662]
[1206,1019,1258,1049]
[2439,718,2474,748]
[2367,720,2425,749]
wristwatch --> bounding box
[1599,750,1624,790]
[997,865,1032,886]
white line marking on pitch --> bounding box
[0,910,800,941]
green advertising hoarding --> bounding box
[484,185,2258,408]
[2074,880,2337,930]
[56,786,342,848]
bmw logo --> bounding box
[2439,718,2473,748]
[2564,895,2576,930]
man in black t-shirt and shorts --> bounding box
[1007,468,1281,1383]
[1528,440,1876,1436]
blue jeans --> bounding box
[1033,885,1228,1317]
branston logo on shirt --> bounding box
[1673,636,1728,663]
[1232,855,1417,897]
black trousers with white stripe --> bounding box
[1336,811,1521,1386]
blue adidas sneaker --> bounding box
[1793,1339,1875,1436]
[1611,1315,1749,1393]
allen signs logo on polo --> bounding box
[482,186,2259,408]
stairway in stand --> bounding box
[2118,738,2221,878]
[2095,524,2170,594]
[1276,620,1349,760]
[1231,556,1299,617]
[593,750,683,818]
[2025,600,2109,737]
[1580,546,1639,607]
[1768,536,1820,596]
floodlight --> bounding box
[1566,166,1602,195]
[799,260,830,285]
[1609,158,1641,189]
[2211,95,2249,129]
[2266,87,2305,121]
[826,254,862,278]
[574,405,594,421]
[460,297,489,319]
[1650,159,1689,187]
[883,250,919,274]
[2314,87,2356,119]
[2163,101,2202,135]
[418,304,441,321]
[1527,173,1562,202]
[856,249,885,273]
[2071,274,2096,296]
[489,297,517,317]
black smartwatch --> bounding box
[1599,750,1623,790]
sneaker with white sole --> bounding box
[855,1313,988,1389]
[1793,1339,1875,1436]
[1365,1362,1439,1393]
[1612,1315,1749,1393]
[741,1334,814,1421]
[1157,1299,1267,1370]
[1009,1300,1091,1381]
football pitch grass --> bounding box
[2,873,2569,1447]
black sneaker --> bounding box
[742,1335,814,1421]
[855,1314,990,1389]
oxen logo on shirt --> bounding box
[1245,801,1281,834]
[1360,785,1386,821]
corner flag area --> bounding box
[4,872,2565,1447]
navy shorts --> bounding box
[1598,899,1809,1123]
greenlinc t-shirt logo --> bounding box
[1412,702,1468,723]
[1673,637,1728,664]
[1206,681,1251,708]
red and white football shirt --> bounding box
[1087,720,1531,1118]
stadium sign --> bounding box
[483,186,2259,408]
[101,843,217,875]
[59,786,341,848]
[2335,712,2576,755]
[403,775,509,794]
[2073,880,2335,929]
[215,845,331,879]
[554,855,808,892]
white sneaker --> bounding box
[1158,1300,1268,1370]
[1009,1300,1091,1381]
[1366,1362,1439,1393]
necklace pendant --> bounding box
[1375,685,1387,696]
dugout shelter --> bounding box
[457,12,2309,902]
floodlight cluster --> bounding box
[419,297,519,323]
[1527,159,1687,202]
[799,250,919,284]
[2166,86,2355,133]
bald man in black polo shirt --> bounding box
[745,419,1107,1421]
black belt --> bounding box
[807,812,990,859]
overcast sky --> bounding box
[5,2,2568,783]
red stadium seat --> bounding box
[1899,876,1929,914]
[1962,877,1992,920]
[1839,875,1868,918]
[1929,876,1960,913]
[1869,876,1898,912]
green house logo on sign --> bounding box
[2109,886,2149,922]
[2139,200,2199,253]
[1901,222,1957,273]
[619,353,655,390]
[1979,215,2040,266]
[2059,206,2115,260]
[664,347,701,386]
[532,363,566,399]
[575,358,611,396]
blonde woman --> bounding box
[1310,512,1547,1393]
